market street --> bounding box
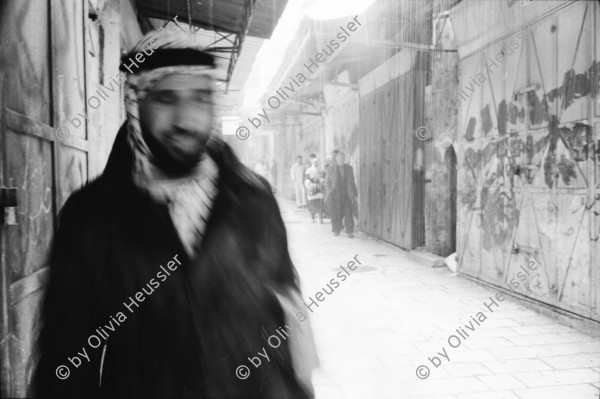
[279,198,600,399]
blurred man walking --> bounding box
[34,29,316,399]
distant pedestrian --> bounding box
[325,151,358,237]
[322,157,334,219]
[304,158,324,223]
[323,151,338,218]
[290,155,307,208]
[304,159,312,171]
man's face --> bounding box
[139,73,214,173]
[336,153,345,165]
[297,157,302,165]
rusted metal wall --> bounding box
[452,0,600,322]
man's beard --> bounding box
[142,128,206,177]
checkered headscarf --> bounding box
[123,27,220,257]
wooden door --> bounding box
[446,146,458,253]
[0,0,91,396]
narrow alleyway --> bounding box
[278,198,600,399]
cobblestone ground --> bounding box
[277,198,600,399]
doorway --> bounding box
[445,145,457,254]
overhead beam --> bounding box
[319,80,359,90]
[271,110,321,117]
[205,32,236,49]
[136,5,238,35]
[365,40,458,52]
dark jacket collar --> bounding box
[99,122,252,201]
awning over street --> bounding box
[135,0,289,91]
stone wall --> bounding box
[424,14,460,257]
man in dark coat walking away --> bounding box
[325,151,358,237]
[33,28,316,399]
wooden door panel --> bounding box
[1,0,52,124]
[52,0,87,140]
[0,0,92,396]
[3,113,57,396]
[5,127,55,282]
[3,111,57,284]
[9,287,45,396]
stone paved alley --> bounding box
[278,198,600,399]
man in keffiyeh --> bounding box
[34,26,316,399]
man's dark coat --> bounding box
[33,124,309,399]
[325,163,358,202]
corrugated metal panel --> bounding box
[140,0,287,94]
[229,36,265,91]
[357,0,432,249]
[359,68,427,248]
[453,0,600,322]
[137,0,288,39]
